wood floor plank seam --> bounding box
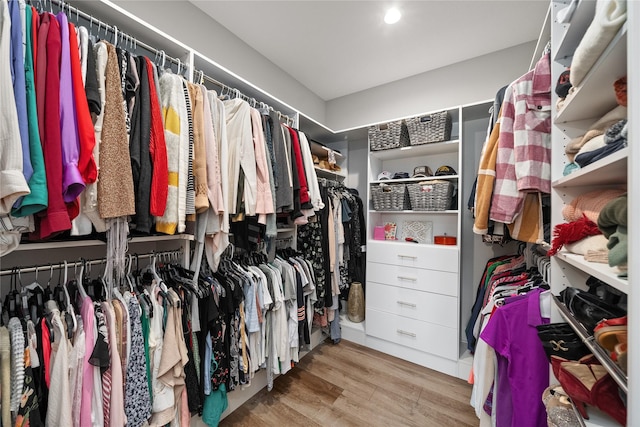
[220,339,477,426]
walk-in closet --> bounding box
[0,0,636,426]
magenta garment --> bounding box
[79,296,96,427]
[480,288,549,427]
[56,12,85,203]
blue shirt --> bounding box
[9,0,32,187]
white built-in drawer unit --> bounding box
[367,240,459,272]
[365,308,458,360]
[367,281,457,326]
[367,262,458,297]
[365,240,460,362]
[363,104,496,375]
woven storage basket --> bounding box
[406,180,454,211]
[371,183,410,211]
[406,111,452,145]
[368,120,408,151]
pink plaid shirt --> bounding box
[490,54,551,224]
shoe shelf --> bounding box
[553,295,628,394]
[570,401,621,427]
[314,166,346,180]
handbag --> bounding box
[559,287,627,332]
[536,323,590,361]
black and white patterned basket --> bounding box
[371,183,410,211]
[405,111,452,145]
[368,120,408,151]
[406,180,454,211]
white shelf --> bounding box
[556,251,628,294]
[15,234,194,251]
[582,408,622,427]
[370,140,459,160]
[314,166,346,180]
[552,147,628,188]
[554,0,598,65]
[309,141,343,158]
[276,227,295,233]
[368,239,458,249]
[339,314,366,333]
[555,23,627,123]
[370,175,459,185]
[370,210,458,214]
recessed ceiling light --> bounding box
[384,7,401,24]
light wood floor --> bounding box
[221,339,478,426]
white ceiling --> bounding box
[190,0,549,101]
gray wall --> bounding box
[106,0,327,123]
[325,41,537,130]
[81,1,537,133]
[345,138,368,197]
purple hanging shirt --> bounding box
[480,288,550,427]
[56,12,85,203]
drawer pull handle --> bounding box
[397,301,417,308]
[397,329,417,338]
[397,276,417,282]
[397,254,417,260]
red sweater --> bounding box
[32,13,71,239]
[145,57,168,217]
[68,22,97,184]
[287,127,310,205]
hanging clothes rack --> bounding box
[44,0,188,72]
[0,249,183,277]
[196,70,296,127]
[318,177,343,188]
[43,0,293,125]
[274,235,294,249]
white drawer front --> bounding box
[367,240,459,273]
[367,282,457,327]
[367,262,458,297]
[365,308,458,360]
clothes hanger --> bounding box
[60,261,77,338]
[23,265,47,321]
[149,253,169,295]
[3,268,20,319]
[124,254,135,293]
[112,25,118,47]
[75,258,89,300]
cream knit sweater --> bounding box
[156,72,189,234]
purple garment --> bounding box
[9,0,32,185]
[56,12,84,202]
[480,288,550,427]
